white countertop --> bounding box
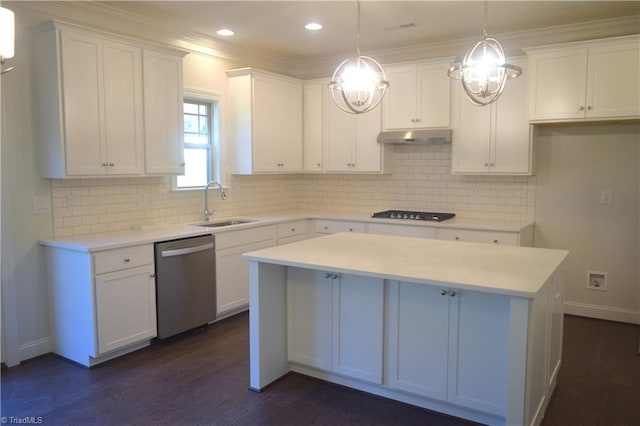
[242,232,568,298]
[39,210,534,252]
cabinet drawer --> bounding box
[215,225,277,250]
[277,220,308,239]
[368,223,435,239]
[315,220,366,234]
[438,228,519,246]
[94,245,153,275]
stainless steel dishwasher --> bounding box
[154,235,215,339]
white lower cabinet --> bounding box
[287,268,384,384]
[95,264,156,354]
[368,223,435,239]
[277,220,310,245]
[45,244,156,367]
[387,281,509,415]
[314,219,366,235]
[438,227,522,246]
[215,226,277,317]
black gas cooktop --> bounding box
[372,210,456,222]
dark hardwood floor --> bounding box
[2,314,638,426]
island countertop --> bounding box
[242,232,569,298]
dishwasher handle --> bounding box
[161,242,214,258]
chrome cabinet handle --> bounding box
[150,273,155,278]
[108,162,115,167]
[579,106,585,111]
[291,228,295,232]
[124,258,130,263]
[102,162,108,167]
[455,236,460,241]
[450,290,457,297]
[324,272,339,280]
[493,239,499,244]
[586,105,592,110]
[440,289,448,296]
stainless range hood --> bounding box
[377,129,452,144]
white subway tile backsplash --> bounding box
[50,144,536,237]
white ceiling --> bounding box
[97,1,640,61]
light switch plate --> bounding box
[600,189,613,205]
[33,196,52,214]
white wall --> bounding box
[534,124,640,323]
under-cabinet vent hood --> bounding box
[377,129,452,144]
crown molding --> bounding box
[10,1,640,79]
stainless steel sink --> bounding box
[196,219,255,228]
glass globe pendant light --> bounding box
[447,0,521,106]
[329,0,389,114]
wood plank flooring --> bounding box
[2,314,638,426]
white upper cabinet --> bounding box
[382,58,453,130]
[526,35,640,122]
[323,85,390,173]
[32,21,186,178]
[452,57,533,175]
[143,50,185,175]
[302,80,324,172]
[227,68,303,174]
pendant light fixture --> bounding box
[328,0,389,114]
[447,0,521,106]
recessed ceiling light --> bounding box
[305,22,323,31]
[216,29,234,37]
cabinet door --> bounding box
[324,86,355,172]
[382,65,418,130]
[332,274,384,384]
[95,265,156,354]
[143,50,185,174]
[492,58,532,174]
[387,281,449,400]
[253,76,302,172]
[528,49,588,121]
[60,30,106,175]
[353,105,382,172]
[287,268,333,370]
[447,290,510,415]
[103,41,144,175]
[587,42,640,119]
[303,82,324,172]
[451,83,492,173]
[216,239,275,315]
[417,62,451,128]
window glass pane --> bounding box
[184,103,198,114]
[199,116,208,133]
[184,133,209,145]
[184,114,199,133]
[199,104,207,115]
[177,148,208,188]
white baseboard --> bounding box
[18,337,53,362]
[564,301,640,324]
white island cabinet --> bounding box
[243,233,568,426]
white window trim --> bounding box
[172,89,226,191]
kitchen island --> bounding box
[242,232,569,426]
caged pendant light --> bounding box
[447,0,521,106]
[328,0,389,114]
[0,6,15,75]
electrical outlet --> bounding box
[600,189,613,205]
[587,271,607,291]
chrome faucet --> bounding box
[204,180,227,221]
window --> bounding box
[176,97,219,189]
